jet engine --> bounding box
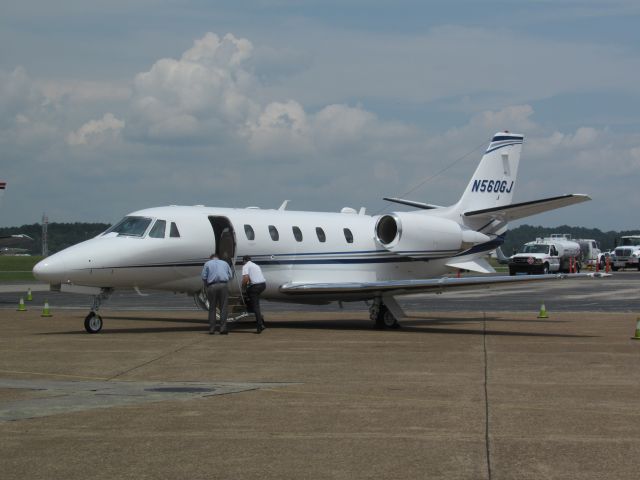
[374,212,490,257]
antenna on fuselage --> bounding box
[278,200,290,211]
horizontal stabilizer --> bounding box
[383,197,442,210]
[464,194,590,222]
[445,257,495,274]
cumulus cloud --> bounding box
[247,100,312,155]
[0,67,45,129]
[118,30,415,166]
[126,32,258,142]
[67,113,125,146]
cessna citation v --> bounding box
[34,132,601,333]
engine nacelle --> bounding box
[374,212,490,258]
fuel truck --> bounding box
[508,234,582,275]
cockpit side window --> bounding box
[149,220,166,238]
[170,222,181,238]
[103,216,152,237]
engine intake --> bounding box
[374,212,490,257]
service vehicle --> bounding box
[611,235,640,271]
[509,234,581,275]
[576,238,603,269]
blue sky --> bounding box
[1,0,639,230]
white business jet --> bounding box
[33,132,597,333]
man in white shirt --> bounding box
[242,255,266,333]
[201,253,233,334]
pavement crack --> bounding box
[106,337,207,381]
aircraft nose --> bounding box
[33,256,67,283]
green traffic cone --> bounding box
[632,318,640,340]
[41,300,53,317]
[537,302,548,319]
[17,297,27,312]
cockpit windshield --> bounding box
[103,216,152,237]
[521,244,549,254]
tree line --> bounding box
[0,222,110,255]
[1,222,639,256]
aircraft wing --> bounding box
[279,272,608,298]
[464,194,590,222]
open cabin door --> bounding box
[208,216,236,271]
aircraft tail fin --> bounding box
[453,132,523,215]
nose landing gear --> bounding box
[84,288,112,334]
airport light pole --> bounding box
[42,214,48,257]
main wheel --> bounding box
[84,312,103,334]
[382,309,400,329]
[374,305,399,329]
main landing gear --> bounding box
[84,288,112,334]
[369,296,403,329]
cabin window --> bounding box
[103,216,152,238]
[170,222,180,238]
[343,228,354,244]
[244,224,255,241]
[316,227,326,243]
[269,225,279,241]
[292,226,303,242]
[149,220,166,238]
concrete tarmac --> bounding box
[2,305,640,479]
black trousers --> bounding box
[247,283,266,327]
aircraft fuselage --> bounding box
[33,205,479,302]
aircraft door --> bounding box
[208,216,237,272]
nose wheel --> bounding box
[82,288,112,334]
[84,312,103,334]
